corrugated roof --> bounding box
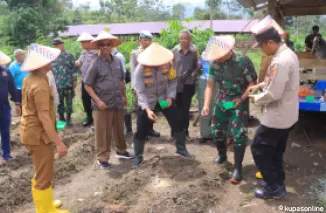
[59,20,259,37]
[237,0,326,16]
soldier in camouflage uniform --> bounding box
[52,38,78,126]
[202,36,257,184]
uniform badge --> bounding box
[2,71,7,76]
[269,65,277,80]
[168,62,177,80]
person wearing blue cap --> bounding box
[129,30,160,138]
[0,51,21,161]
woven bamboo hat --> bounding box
[202,35,235,61]
[90,31,122,49]
[137,43,174,66]
[250,15,285,36]
[76,32,94,42]
[0,51,11,65]
[21,43,61,72]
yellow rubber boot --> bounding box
[32,186,70,213]
[256,172,263,179]
[32,179,63,208]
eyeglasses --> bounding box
[98,43,113,47]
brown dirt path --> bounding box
[3,104,326,213]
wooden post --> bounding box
[268,0,283,25]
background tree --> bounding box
[173,3,186,21]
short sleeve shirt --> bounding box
[20,73,56,145]
[207,52,257,100]
[78,49,98,80]
[84,55,124,110]
[305,33,321,50]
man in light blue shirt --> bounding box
[9,49,28,103]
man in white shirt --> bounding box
[249,26,299,199]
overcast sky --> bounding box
[72,0,204,9]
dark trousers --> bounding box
[17,89,22,104]
[251,125,291,186]
[81,81,92,120]
[17,89,22,115]
[173,84,195,136]
[57,87,74,115]
[135,103,181,140]
[0,107,11,158]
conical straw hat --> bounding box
[137,43,174,66]
[21,43,61,72]
[0,51,11,65]
[250,15,285,36]
[90,31,122,49]
[202,35,235,61]
[76,32,94,42]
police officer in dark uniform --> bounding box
[0,51,21,161]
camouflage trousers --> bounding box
[211,100,248,145]
[57,88,74,115]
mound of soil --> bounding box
[0,130,95,213]
[102,156,220,213]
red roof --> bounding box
[59,20,259,37]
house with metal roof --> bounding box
[59,20,259,37]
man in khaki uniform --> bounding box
[20,43,69,213]
[250,26,299,199]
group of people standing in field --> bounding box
[0,19,300,212]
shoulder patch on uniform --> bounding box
[269,64,278,80]
[2,71,7,76]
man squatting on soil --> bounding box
[130,31,161,139]
[132,42,194,168]
[249,26,299,199]
[201,35,257,184]
[20,43,70,213]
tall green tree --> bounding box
[173,3,186,20]
[3,0,68,47]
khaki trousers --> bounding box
[25,141,54,190]
[93,109,127,161]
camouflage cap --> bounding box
[53,37,64,45]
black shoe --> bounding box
[59,113,65,121]
[124,114,133,137]
[82,118,93,127]
[230,144,246,184]
[255,184,288,199]
[213,141,227,164]
[132,139,145,169]
[97,160,110,169]
[148,130,160,137]
[174,132,194,159]
[116,151,134,159]
[66,114,72,126]
[124,131,133,138]
[259,180,267,188]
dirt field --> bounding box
[1,104,326,213]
